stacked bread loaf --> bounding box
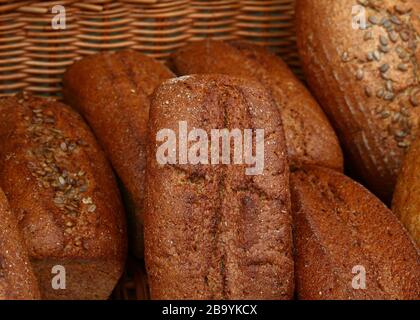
[63,50,175,258]
[0,93,127,299]
[145,74,294,299]
[295,0,420,201]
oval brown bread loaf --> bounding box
[392,136,420,246]
[0,93,127,300]
[296,0,420,200]
[290,166,420,300]
[63,50,174,258]
[0,188,40,300]
[145,74,294,300]
[170,39,343,171]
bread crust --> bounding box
[0,188,40,300]
[0,93,127,299]
[170,39,343,171]
[145,74,294,300]
[291,166,420,300]
[296,0,420,200]
[63,50,174,258]
[392,136,420,246]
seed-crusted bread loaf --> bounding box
[0,188,40,300]
[290,166,420,300]
[296,0,420,200]
[63,50,175,258]
[170,39,343,171]
[392,136,420,246]
[0,93,127,300]
[145,74,294,300]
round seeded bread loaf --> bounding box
[296,0,420,201]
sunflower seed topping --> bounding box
[379,35,389,46]
[379,63,390,73]
[356,69,365,80]
[397,141,410,148]
[400,31,410,42]
[410,89,420,107]
[398,63,408,72]
[390,15,402,25]
[364,31,373,41]
[341,51,350,62]
[19,95,95,247]
[388,31,398,43]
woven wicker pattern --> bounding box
[0,0,298,97]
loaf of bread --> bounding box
[296,0,420,200]
[145,74,294,299]
[170,39,343,171]
[63,50,175,258]
[0,187,40,300]
[291,166,420,300]
[0,93,127,300]
[392,136,420,246]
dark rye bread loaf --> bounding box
[145,74,294,300]
[296,0,420,200]
[170,39,343,171]
[392,136,420,246]
[0,93,127,300]
[63,50,174,258]
[290,166,420,300]
[0,188,40,300]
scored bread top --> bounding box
[62,50,175,257]
[0,188,40,300]
[0,93,126,262]
[145,74,294,300]
[296,0,420,200]
[291,166,420,300]
[63,50,175,210]
[171,39,343,171]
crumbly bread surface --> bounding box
[291,166,420,300]
[145,74,294,300]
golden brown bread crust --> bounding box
[170,39,343,171]
[0,93,127,299]
[0,188,40,300]
[63,50,174,258]
[392,136,420,246]
[296,0,420,200]
[145,74,294,300]
[291,166,420,300]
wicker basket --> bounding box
[0,0,299,299]
[0,0,300,98]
